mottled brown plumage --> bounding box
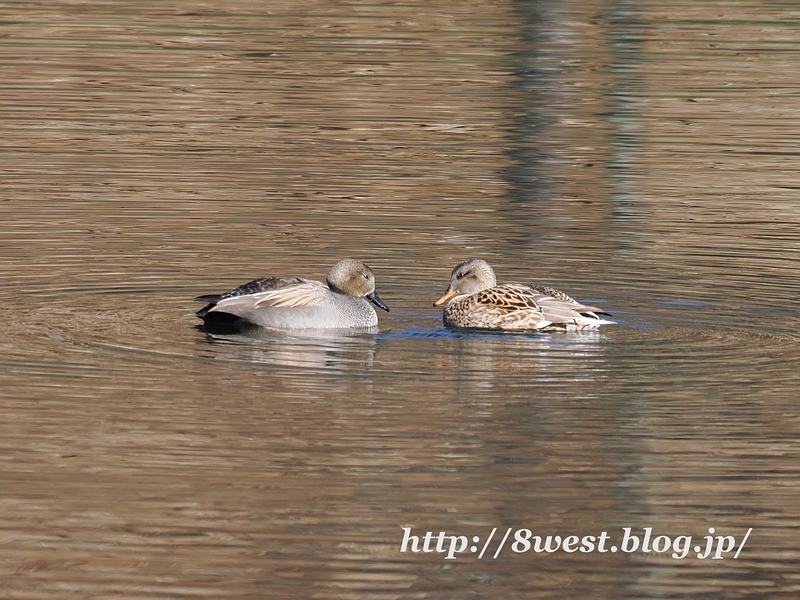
[434,259,614,332]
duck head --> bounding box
[433,258,497,306]
[328,259,389,312]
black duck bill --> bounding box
[367,290,390,312]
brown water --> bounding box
[2,0,800,597]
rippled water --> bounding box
[2,0,800,597]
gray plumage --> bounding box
[196,259,388,329]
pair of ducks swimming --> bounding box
[196,258,614,332]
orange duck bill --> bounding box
[433,288,459,307]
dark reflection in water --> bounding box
[2,0,800,598]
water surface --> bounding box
[1,0,799,597]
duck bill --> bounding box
[433,287,459,307]
[367,290,390,312]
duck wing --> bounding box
[529,284,612,317]
[530,291,615,329]
[195,276,321,319]
[474,284,543,311]
[467,284,552,330]
[251,279,330,309]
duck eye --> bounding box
[456,270,469,280]
[363,273,370,280]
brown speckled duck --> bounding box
[433,259,613,332]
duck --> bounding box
[195,259,389,329]
[433,258,613,331]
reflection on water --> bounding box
[2,0,800,597]
[201,324,378,370]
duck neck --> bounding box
[326,278,345,295]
